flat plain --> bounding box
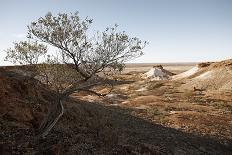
[124,62,197,74]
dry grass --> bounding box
[147,81,164,90]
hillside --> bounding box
[0,65,232,154]
[171,59,232,91]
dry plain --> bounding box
[124,63,197,74]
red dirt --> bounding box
[0,67,232,154]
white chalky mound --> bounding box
[171,66,199,80]
[176,59,232,91]
[144,65,174,80]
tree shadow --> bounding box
[34,97,232,154]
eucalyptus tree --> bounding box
[5,12,147,137]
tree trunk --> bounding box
[37,96,64,138]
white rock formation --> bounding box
[144,65,173,80]
[171,66,199,80]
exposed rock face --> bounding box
[0,67,54,128]
[172,59,232,91]
[0,67,59,154]
[144,65,175,80]
[171,66,199,80]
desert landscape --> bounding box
[0,60,232,154]
[1,0,232,154]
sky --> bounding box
[0,0,231,65]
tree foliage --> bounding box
[5,11,147,137]
[4,41,47,65]
[27,12,146,79]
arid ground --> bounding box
[124,63,197,74]
[0,61,231,154]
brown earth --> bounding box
[179,59,232,91]
[0,61,232,154]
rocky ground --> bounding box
[0,60,232,154]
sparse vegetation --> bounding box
[4,11,147,137]
[1,59,232,154]
[1,3,231,154]
[147,81,164,90]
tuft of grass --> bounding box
[147,81,164,90]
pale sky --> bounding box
[0,0,231,65]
